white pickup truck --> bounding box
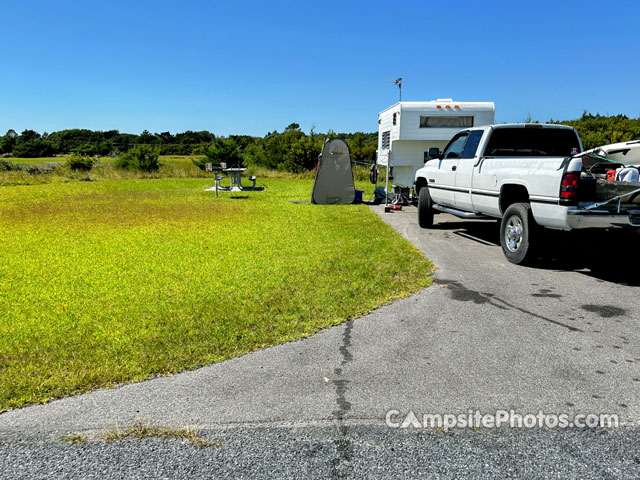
[414,124,640,264]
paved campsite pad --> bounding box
[1,204,640,477]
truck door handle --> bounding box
[451,166,457,171]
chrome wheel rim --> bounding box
[504,215,524,252]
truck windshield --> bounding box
[485,128,580,157]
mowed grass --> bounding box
[0,177,432,411]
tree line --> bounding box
[1,113,638,171]
[0,123,377,173]
[554,112,640,150]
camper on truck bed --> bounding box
[377,99,495,193]
[414,123,640,265]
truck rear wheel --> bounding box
[418,186,434,228]
[500,202,537,265]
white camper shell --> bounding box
[377,99,495,190]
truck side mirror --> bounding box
[428,147,441,160]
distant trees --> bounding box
[47,129,113,156]
[282,135,320,173]
[0,124,378,171]
[0,130,18,154]
[347,131,377,163]
[239,123,348,172]
[5,112,638,170]
[193,137,243,169]
[242,123,317,172]
[554,112,640,150]
[11,130,55,157]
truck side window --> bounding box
[460,130,484,159]
[442,133,468,159]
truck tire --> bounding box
[418,186,434,228]
[500,202,537,265]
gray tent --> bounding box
[311,138,355,204]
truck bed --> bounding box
[579,177,640,205]
[577,154,640,209]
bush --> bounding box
[281,136,321,173]
[193,137,243,170]
[0,159,53,175]
[0,160,17,172]
[114,145,160,171]
[65,153,96,171]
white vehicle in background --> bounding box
[414,124,640,265]
[377,99,495,192]
[583,140,640,166]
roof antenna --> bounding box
[394,77,402,102]
[387,77,403,102]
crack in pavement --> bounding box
[330,319,353,479]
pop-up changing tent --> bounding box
[311,138,355,204]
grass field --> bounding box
[0,175,432,411]
[5,155,197,164]
[0,157,376,186]
[0,156,212,187]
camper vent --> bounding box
[381,131,390,150]
[419,116,474,128]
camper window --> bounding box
[381,131,390,150]
[420,116,474,128]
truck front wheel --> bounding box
[417,186,434,228]
[500,202,537,265]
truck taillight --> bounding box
[560,172,579,199]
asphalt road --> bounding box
[1,205,639,478]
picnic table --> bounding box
[224,167,247,192]
[204,163,263,195]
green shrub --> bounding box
[65,153,96,171]
[115,145,160,172]
[193,137,243,170]
[0,160,17,172]
[0,160,51,174]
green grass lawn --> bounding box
[0,176,432,411]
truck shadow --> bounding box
[536,229,640,286]
[432,220,500,246]
[433,220,640,286]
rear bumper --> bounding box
[567,209,640,229]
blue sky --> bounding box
[1,0,639,136]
